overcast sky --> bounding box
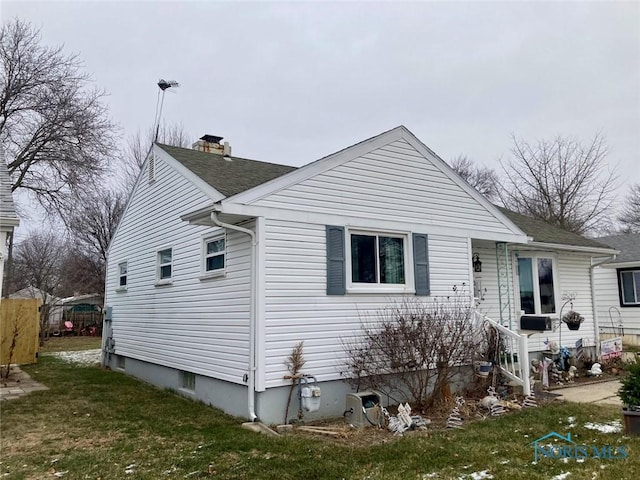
[3,0,639,239]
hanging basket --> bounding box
[566,322,581,331]
[562,311,584,331]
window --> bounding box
[351,233,406,284]
[157,248,172,283]
[116,356,125,370]
[326,226,428,296]
[202,235,225,276]
[181,371,195,391]
[517,256,557,314]
[618,269,640,307]
[118,262,127,288]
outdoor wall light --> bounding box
[473,253,482,273]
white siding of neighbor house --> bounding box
[263,219,472,388]
[472,241,597,353]
[251,139,515,237]
[594,266,640,335]
[105,155,251,384]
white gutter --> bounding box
[590,253,617,356]
[210,210,258,422]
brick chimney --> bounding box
[192,134,231,157]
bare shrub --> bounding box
[342,291,488,411]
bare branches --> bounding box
[449,155,499,201]
[0,19,117,213]
[618,183,640,233]
[499,133,618,234]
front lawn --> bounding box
[1,356,638,479]
[39,336,102,353]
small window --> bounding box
[157,248,172,282]
[204,236,225,274]
[117,356,125,370]
[618,269,640,307]
[350,232,406,285]
[118,262,128,287]
[181,371,195,391]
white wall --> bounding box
[253,139,516,238]
[594,266,640,336]
[263,218,472,388]
[105,155,252,385]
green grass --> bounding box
[1,357,639,479]
[39,336,102,353]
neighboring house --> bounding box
[593,233,640,344]
[103,126,616,423]
[0,153,20,298]
[9,287,63,330]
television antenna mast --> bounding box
[153,79,180,142]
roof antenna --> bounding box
[153,79,180,142]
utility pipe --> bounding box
[589,254,616,358]
[211,211,258,422]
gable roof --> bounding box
[595,233,640,263]
[156,143,297,198]
[0,149,19,228]
[496,207,612,250]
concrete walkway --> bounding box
[0,366,48,401]
[555,380,622,406]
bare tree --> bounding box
[499,133,617,234]
[449,155,499,200]
[13,230,70,344]
[0,19,117,212]
[118,122,191,193]
[618,183,640,233]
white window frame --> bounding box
[515,253,559,315]
[116,261,128,292]
[200,233,226,280]
[345,228,414,294]
[155,247,173,286]
[618,268,640,307]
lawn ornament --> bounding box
[588,363,603,376]
[522,390,537,408]
[446,396,465,429]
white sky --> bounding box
[3,0,639,239]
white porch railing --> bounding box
[473,310,531,396]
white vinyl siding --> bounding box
[252,139,514,237]
[595,265,640,335]
[263,219,471,388]
[105,155,252,385]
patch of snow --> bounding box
[499,460,510,465]
[53,471,68,478]
[583,420,622,434]
[49,349,101,365]
[422,474,438,479]
[550,473,570,480]
[469,472,493,480]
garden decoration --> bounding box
[563,365,578,383]
[522,390,537,408]
[541,357,554,388]
[619,362,640,435]
[490,402,506,416]
[587,362,603,376]
[446,396,465,429]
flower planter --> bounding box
[622,407,640,436]
[474,361,492,377]
[566,323,581,331]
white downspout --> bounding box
[211,211,258,422]
[590,254,616,357]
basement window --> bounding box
[181,371,196,391]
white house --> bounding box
[593,233,640,344]
[0,154,20,298]
[103,126,616,423]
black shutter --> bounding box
[413,233,430,296]
[326,226,346,295]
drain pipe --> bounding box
[211,211,258,422]
[590,254,616,357]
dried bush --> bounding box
[341,292,488,411]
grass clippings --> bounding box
[1,355,639,479]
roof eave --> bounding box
[521,241,619,255]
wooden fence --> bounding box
[0,298,39,365]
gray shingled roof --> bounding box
[497,207,611,249]
[157,143,297,198]
[0,154,19,228]
[595,233,640,263]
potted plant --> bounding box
[619,362,640,435]
[562,310,584,331]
